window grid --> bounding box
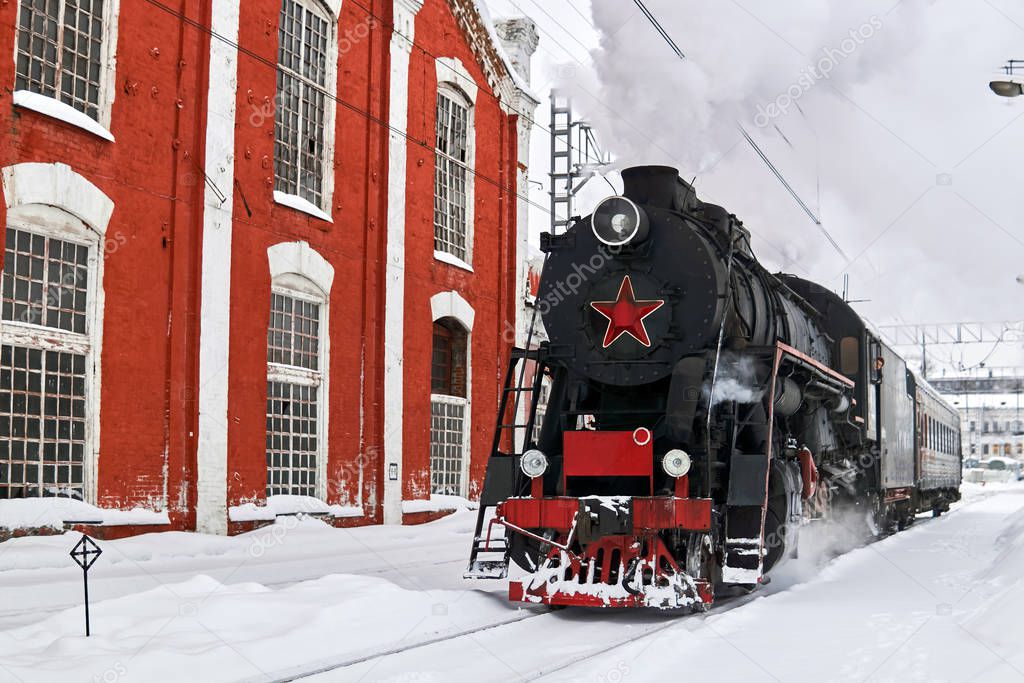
[433,90,470,262]
[0,344,87,499]
[267,292,320,370]
[265,381,318,497]
[274,0,330,208]
[430,397,466,496]
[15,0,105,121]
[3,227,89,334]
[266,287,323,498]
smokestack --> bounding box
[621,166,696,212]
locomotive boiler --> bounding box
[465,166,961,609]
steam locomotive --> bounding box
[465,166,962,610]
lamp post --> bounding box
[990,60,1024,98]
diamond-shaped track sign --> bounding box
[70,534,102,571]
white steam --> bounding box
[705,353,765,407]
[563,0,1024,371]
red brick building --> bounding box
[0,0,538,535]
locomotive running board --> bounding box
[721,342,854,584]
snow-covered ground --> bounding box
[2,482,1024,682]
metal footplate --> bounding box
[464,558,509,580]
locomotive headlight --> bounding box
[520,449,549,479]
[662,449,692,478]
[591,196,649,246]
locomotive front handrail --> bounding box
[495,510,581,560]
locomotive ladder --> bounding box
[465,348,547,579]
[720,348,778,585]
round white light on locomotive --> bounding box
[662,449,692,478]
[520,449,549,479]
[591,196,649,246]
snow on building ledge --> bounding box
[0,498,169,532]
[401,494,478,515]
[228,495,363,522]
[13,90,116,142]
[272,191,334,223]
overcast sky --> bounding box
[483,0,1024,378]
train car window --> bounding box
[840,337,859,376]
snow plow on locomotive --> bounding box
[465,166,962,610]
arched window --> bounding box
[430,318,468,496]
[14,0,119,132]
[1,163,113,500]
[274,0,337,214]
[433,58,477,267]
[265,242,333,499]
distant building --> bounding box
[959,404,1024,459]
[0,0,539,535]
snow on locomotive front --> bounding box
[466,166,858,609]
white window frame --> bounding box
[429,290,474,497]
[2,162,113,503]
[266,241,334,501]
[272,0,339,220]
[11,0,120,139]
[433,57,477,269]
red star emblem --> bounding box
[589,275,665,348]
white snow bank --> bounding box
[401,494,478,514]
[959,495,1024,671]
[0,498,169,530]
[0,570,520,682]
[228,495,363,522]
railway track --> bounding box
[244,607,698,683]
[241,572,788,683]
[248,610,548,683]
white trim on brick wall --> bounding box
[382,0,424,525]
[195,0,241,535]
[435,57,478,105]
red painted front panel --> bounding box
[562,431,653,480]
[632,497,712,531]
[499,496,712,532]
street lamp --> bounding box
[990,60,1024,98]
[991,80,1024,97]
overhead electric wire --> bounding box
[737,124,850,261]
[632,0,685,60]
[566,0,597,30]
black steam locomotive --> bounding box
[465,166,962,609]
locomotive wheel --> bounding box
[685,532,720,583]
